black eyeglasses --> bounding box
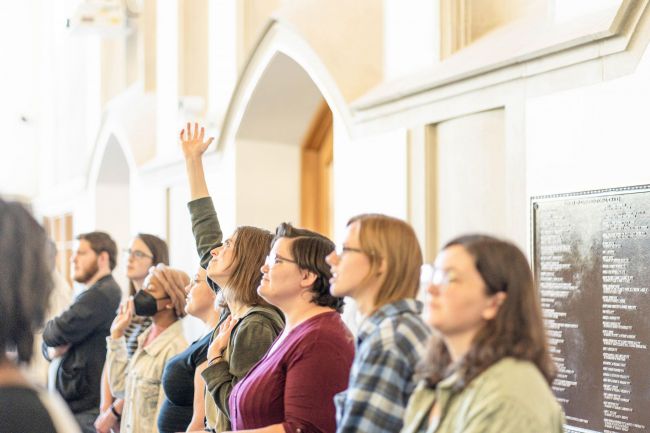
[124,248,153,260]
[264,252,297,267]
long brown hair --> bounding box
[418,234,556,390]
[223,226,274,307]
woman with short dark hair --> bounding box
[224,222,355,433]
[401,234,564,433]
[0,199,81,433]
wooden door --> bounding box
[301,102,333,237]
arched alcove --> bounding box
[215,22,360,329]
[91,134,131,292]
[233,52,333,235]
[216,20,355,239]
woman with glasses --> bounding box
[95,234,169,433]
[181,123,285,432]
[325,214,430,433]
[401,235,564,433]
[224,223,355,433]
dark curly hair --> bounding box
[273,223,344,313]
[0,199,55,363]
[417,234,556,391]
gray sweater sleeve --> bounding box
[201,317,279,418]
[187,197,224,269]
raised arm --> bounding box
[181,122,213,200]
[181,122,223,270]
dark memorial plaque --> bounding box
[532,185,650,433]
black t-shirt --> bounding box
[0,387,58,433]
[157,331,212,433]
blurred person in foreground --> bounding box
[400,235,564,433]
[0,198,81,433]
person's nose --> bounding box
[427,283,440,296]
[325,251,338,267]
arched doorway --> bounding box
[301,102,333,237]
[92,134,131,291]
[230,52,336,236]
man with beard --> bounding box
[42,232,122,433]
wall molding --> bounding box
[350,0,650,134]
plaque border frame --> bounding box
[530,183,650,433]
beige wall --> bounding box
[434,109,509,245]
[238,0,283,68]
[276,0,384,101]
[441,0,547,58]
[178,0,209,106]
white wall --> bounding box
[156,0,180,158]
[435,109,509,245]
[235,139,301,231]
[208,0,238,121]
[332,118,409,242]
[383,0,439,81]
[168,183,199,271]
[526,46,650,198]
[95,182,130,292]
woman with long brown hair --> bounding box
[180,123,285,432]
[401,234,564,433]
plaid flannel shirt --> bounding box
[335,299,430,433]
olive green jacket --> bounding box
[401,358,565,433]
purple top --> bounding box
[229,311,355,433]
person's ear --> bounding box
[98,251,110,269]
[482,292,507,321]
[299,269,318,289]
[377,256,387,277]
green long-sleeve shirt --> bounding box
[401,358,565,433]
[187,196,285,431]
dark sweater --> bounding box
[0,387,57,433]
[157,332,212,433]
[42,274,121,413]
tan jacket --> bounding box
[107,320,187,433]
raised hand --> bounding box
[110,299,135,339]
[180,122,214,160]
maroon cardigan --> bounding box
[229,311,355,433]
